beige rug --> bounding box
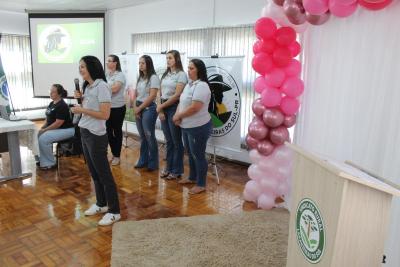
[111,209,289,267]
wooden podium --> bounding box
[286,143,400,267]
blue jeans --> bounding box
[160,103,184,175]
[135,101,159,170]
[182,120,212,187]
[38,127,75,167]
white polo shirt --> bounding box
[106,71,126,108]
[178,80,211,129]
[136,74,160,102]
[160,70,188,99]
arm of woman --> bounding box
[72,102,111,120]
[173,101,203,125]
[39,119,64,134]
[135,88,157,115]
[111,81,123,94]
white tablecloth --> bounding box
[0,118,39,155]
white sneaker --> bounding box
[84,204,108,216]
[111,157,120,166]
[98,213,121,226]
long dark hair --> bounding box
[108,54,122,71]
[190,59,209,85]
[80,56,107,90]
[161,50,184,80]
[52,84,67,98]
[137,55,156,84]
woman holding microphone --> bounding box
[71,55,121,226]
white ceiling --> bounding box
[0,0,164,13]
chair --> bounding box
[54,106,84,170]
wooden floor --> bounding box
[0,125,257,266]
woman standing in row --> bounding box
[173,59,212,194]
[135,55,160,171]
[71,56,121,226]
[106,54,126,166]
[157,50,187,180]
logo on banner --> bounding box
[207,66,241,137]
[39,25,71,62]
[296,198,326,264]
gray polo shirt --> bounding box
[136,74,160,102]
[78,79,111,136]
[106,71,126,108]
[160,70,188,99]
[178,80,211,128]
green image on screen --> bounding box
[37,22,103,64]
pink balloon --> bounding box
[306,11,330,25]
[248,164,264,181]
[248,121,269,140]
[253,40,262,54]
[275,27,297,46]
[271,145,293,166]
[265,68,286,88]
[246,135,259,150]
[303,0,329,15]
[257,140,275,156]
[284,0,307,25]
[245,180,261,201]
[335,0,357,4]
[261,87,282,108]
[283,114,297,128]
[260,39,277,54]
[243,189,256,202]
[288,41,301,57]
[280,96,300,115]
[263,108,285,128]
[258,158,276,172]
[249,149,263,164]
[270,126,290,145]
[359,0,393,10]
[255,17,278,40]
[329,1,358,17]
[273,0,285,6]
[284,59,302,77]
[252,52,274,75]
[257,194,275,210]
[272,47,292,68]
[281,77,304,98]
[254,76,268,94]
[277,182,290,197]
[259,177,279,195]
[252,98,266,116]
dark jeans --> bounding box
[106,105,126,158]
[135,101,159,170]
[182,120,212,187]
[160,103,184,175]
[80,127,120,214]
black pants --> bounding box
[106,105,126,158]
[80,128,120,214]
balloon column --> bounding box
[245,0,394,210]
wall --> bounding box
[0,10,29,35]
[106,0,265,54]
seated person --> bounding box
[36,84,74,170]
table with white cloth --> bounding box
[0,118,38,181]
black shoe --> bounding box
[36,161,40,167]
[147,167,158,172]
[134,164,147,169]
[39,165,57,170]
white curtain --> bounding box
[295,2,400,266]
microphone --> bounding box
[74,78,82,104]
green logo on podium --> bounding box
[295,198,325,264]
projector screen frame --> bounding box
[28,12,105,99]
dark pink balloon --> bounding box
[283,114,297,128]
[252,98,266,116]
[246,135,259,150]
[359,0,393,11]
[270,126,290,145]
[273,0,285,6]
[284,59,302,77]
[263,108,285,128]
[257,140,275,156]
[306,11,330,25]
[255,17,278,40]
[272,47,292,68]
[275,27,297,46]
[253,40,262,54]
[248,121,269,140]
[288,41,301,57]
[252,52,274,75]
[260,39,276,54]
